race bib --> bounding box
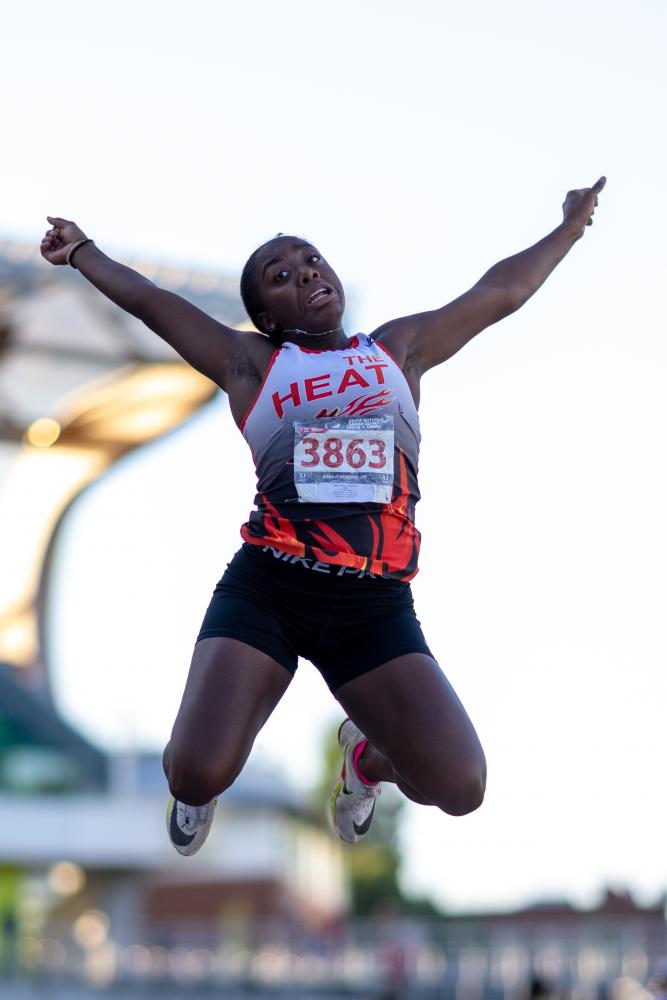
[293,415,394,503]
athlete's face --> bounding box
[254,238,345,337]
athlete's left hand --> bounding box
[562,177,606,236]
[40,216,89,265]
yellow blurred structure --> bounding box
[0,240,245,693]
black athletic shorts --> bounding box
[197,543,434,692]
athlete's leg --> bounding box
[334,653,486,816]
[163,637,293,807]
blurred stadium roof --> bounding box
[0,240,246,691]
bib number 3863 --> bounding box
[293,415,394,503]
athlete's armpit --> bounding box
[372,283,517,376]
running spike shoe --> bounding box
[166,797,217,856]
[330,719,381,844]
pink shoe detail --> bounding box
[353,739,379,786]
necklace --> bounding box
[281,325,345,339]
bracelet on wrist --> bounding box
[67,238,94,268]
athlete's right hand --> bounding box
[40,216,89,265]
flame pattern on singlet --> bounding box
[239,335,421,581]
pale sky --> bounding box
[3,0,666,913]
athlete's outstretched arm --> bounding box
[373,178,606,377]
[40,217,254,389]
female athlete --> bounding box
[40,176,605,853]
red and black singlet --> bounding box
[239,335,421,581]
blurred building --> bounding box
[0,660,107,792]
[0,746,347,937]
[433,889,667,992]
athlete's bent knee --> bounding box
[165,752,243,807]
[419,751,486,816]
[441,768,486,816]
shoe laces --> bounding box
[177,801,212,834]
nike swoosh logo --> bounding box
[342,783,354,796]
[353,801,376,836]
[170,808,196,847]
